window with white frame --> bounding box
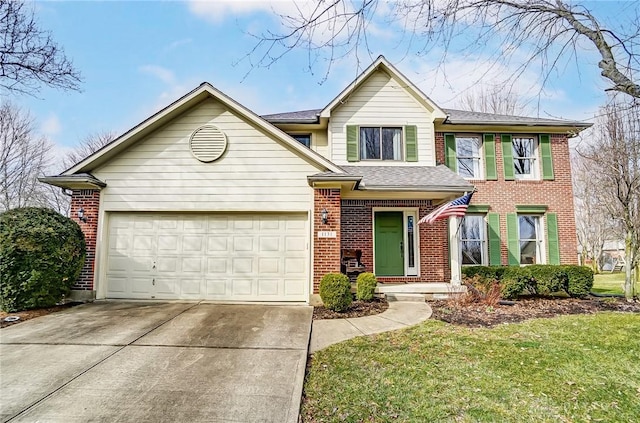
[456,136,483,179]
[290,133,311,148]
[519,215,544,264]
[459,215,486,265]
[512,136,538,178]
[360,127,403,160]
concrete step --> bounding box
[385,293,426,302]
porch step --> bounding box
[385,293,426,302]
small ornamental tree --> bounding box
[0,207,86,312]
[319,273,352,312]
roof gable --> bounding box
[65,83,342,175]
[319,55,447,119]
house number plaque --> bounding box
[317,231,337,238]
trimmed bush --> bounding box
[562,265,594,297]
[319,273,352,312]
[356,272,377,301]
[500,267,530,299]
[0,207,86,312]
[527,265,569,295]
[461,266,507,281]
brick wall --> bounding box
[435,132,578,265]
[70,189,100,291]
[341,199,450,284]
[313,189,342,293]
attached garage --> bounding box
[105,213,309,302]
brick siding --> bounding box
[312,189,342,293]
[70,189,100,291]
[435,132,578,265]
[341,199,451,285]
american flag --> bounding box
[418,192,474,225]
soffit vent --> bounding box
[189,125,227,162]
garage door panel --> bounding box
[106,213,308,301]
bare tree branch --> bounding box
[248,0,640,99]
[0,0,82,95]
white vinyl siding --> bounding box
[94,99,320,212]
[330,70,436,166]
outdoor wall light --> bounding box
[321,208,329,225]
[77,208,88,223]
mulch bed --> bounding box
[0,302,81,328]
[312,298,389,320]
[430,296,640,328]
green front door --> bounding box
[374,212,404,276]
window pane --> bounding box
[457,137,480,157]
[460,216,485,266]
[457,158,479,178]
[407,215,415,267]
[462,241,483,265]
[360,127,380,159]
[513,138,534,157]
[520,240,538,264]
[518,215,540,265]
[514,158,532,175]
[519,215,537,240]
[291,134,310,147]
[381,128,402,160]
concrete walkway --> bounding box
[309,301,432,353]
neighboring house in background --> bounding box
[41,56,591,304]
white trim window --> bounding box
[456,135,483,179]
[360,127,403,160]
[512,136,538,179]
[459,215,486,265]
[519,215,544,264]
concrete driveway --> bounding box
[0,302,312,423]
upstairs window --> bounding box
[512,136,538,179]
[456,136,483,179]
[360,127,403,160]
[290,134,311,148]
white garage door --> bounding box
[105,213,308,301]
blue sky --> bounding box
[8,0,631,165]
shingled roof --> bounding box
[309,165,473,192]
[262,108,590,127]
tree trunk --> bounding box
[624,230,635,301]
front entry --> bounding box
[374,212,405,276]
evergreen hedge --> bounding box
[462,264,594,299]
[319,273,352,312]
[0,207,86,312]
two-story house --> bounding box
[41,56,590,303]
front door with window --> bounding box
[374,212,405,276]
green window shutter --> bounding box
[546,213,560,264]
[487,213,502,265]
[483,134,497,180]
[501,134,514,180]
[404,125,418,162]
[506,213,520,265]
[444,133,457,171]
[539,134,554,180]
[346,125,359,162]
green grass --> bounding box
[592,272,638,295]
[303,313,640,422]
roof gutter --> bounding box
[38,175,107,190]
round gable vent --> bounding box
[189,125,227,162]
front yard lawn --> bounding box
[593,272,639,295]
[303,313,640,422]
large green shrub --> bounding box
[319,273,352,312]
[527,265,569,295]
[355,272,377,301]
[463,265,593,299]
[0,207,86,312]
[461,266,506,281]
[562,265,594,297]
[500,267,530,299]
